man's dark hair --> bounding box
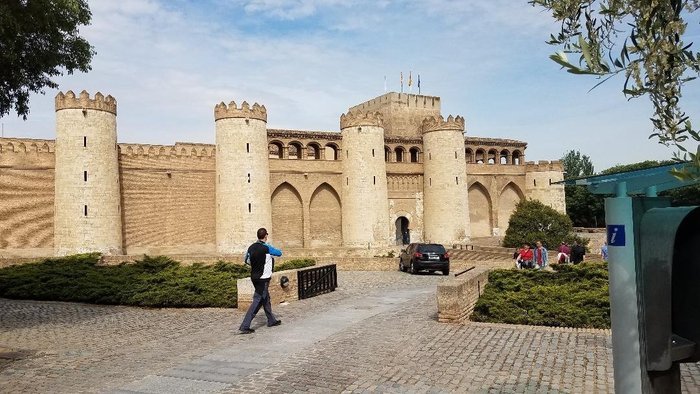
[257,228,268,240]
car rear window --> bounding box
[417,244,446,253]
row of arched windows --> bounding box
[268,141,340,160]
[267,140,524,165]
[384,146,421,163]
[466,148,523,165]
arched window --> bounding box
[475,149,485,164]
[307,143,321,160]
[268,141,283,159]
[465,148,474,163]
[487,149,498,164]
[500,149,509,165]
[512,150,522,165]
[288,142,303,160]
[395,147,405,163]
[409,147,420,163]
[325,143,339,160]
[385,146,391,162]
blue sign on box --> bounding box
[607,225,626,246]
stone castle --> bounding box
[0,90,565,257]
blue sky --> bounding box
[2,0,700,171]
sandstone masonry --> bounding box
[0,91,565,256]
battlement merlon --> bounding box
[340,111,383,129]
[525,160,564,172]
[55,90,117,115]
[349,92,441,112]
[421,115,465,133]
[214,101,267,122]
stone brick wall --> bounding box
[348,93,441,138]
[525,161,566,213]
[0,139,55,255]
[216,101,272,254]
[236,267,301,310]
[54,101,122,256]
[422,117,470,244]
[436,268,490,323]
[118,145,216,255]
[341,117,391,247]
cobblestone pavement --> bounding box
[1,271,699,393]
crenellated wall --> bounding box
[0,138,55,256]
[0,91,566,258]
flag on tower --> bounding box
[400,72,403,93]
[418,74,421,94]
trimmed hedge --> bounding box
[0,254,315,308]
[471,261,610,329]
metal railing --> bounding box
[297,264,338,300]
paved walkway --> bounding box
[1,271,699,393]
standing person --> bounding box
[239,228,283,334]
[516,243,534,269]
[570,240,586,264]
[534,241,548,270]
[600,241,608,262]
[557,242,570,264]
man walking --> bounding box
[239,228,283,334]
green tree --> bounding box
[562,150,595,179]
[530,0,700,174]
[0,0,94,119]
[561,150,604,227]
[503,199,586,248]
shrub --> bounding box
[0,255,317,308]
[503,199,588,249]
[471,262,610,329]
[275,259,316,271]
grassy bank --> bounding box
[471,262,610,329]
[0,254,315,308]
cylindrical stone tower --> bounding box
[215,100,272,254]
[54,90,122,255]
[421,115,470,245]
[340,111,391,248]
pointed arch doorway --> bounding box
[395,216,410,245]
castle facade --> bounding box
[0,91,565,257]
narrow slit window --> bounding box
[84,171,88,182]
[373,176,376,185]
[372,149,375,157]
[456,177,459,185]
[455,151,457,159]
[346,177,349,185]
[247,173,251,183]
[246,143,250,153]
[534,179,537,186]
[84,205,88,217]
[83,136,87,147]
[248,203,252,213]
[429,178,432,186]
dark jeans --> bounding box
[239,279,278,330]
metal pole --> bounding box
[606,181,646,393]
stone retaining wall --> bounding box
[436,268,490,323]
[237,267,303,310]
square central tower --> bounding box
[348,92,441,138]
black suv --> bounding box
[399,243,450,275]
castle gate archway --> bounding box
[498,182,525,232]
[271,183,304,247]
[468,182,493,237]
[309,183,342,247]
[395,216,410,245]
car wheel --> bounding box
[442,269,450,276]
[410,261,416,274]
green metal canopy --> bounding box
[556,162,700,195]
